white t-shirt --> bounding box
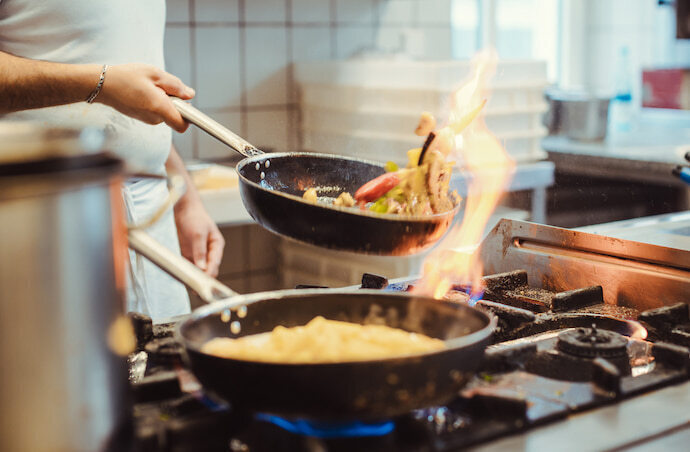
[0,0,191,321]
[0,0,171,172]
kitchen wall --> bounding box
[567,0,690,100]
[164,0,454,161]
[166,0,455,300]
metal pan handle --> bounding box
[125,171,239,303]
[128,228,239,302]
[171,98,264,158]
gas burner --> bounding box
[557,325,628,359]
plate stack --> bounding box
[295,59,549,165]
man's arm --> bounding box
[0,51,194,132]
[166,146,225,277]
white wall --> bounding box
[568,0,690,101]
[164,0,455,161]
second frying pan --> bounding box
[127,228,495,420]
[173,100,460,256]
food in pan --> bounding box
[302,187,318,203]
[415,111,436,136]
[302,189,356,207]
[300,105,485,216]
[201,316,446,363]
[333,191,355,207]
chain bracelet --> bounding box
[86,64,109,104]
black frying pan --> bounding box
[173,100,460,255]
[128,229,495,421]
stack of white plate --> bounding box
[295,59,549,165]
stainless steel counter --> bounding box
[472,381,690,452]
[542,109,690,187]
[576,210,690,251]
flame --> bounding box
[414,51,515,302]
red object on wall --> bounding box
[642,69,686,109]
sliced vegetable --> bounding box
[407,148,422,168]
[369,198,389,213]
[415,111,436,136]
[354,172,400,203]
[384,161,399,173]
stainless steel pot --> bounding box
[544,91,611,141]
[0,122,130,452]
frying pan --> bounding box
[128,228,495,421]
[172,99,460,255]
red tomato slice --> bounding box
[354,173,400,203]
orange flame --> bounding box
[414,51,515,301]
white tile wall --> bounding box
[197,111,243,159]
[336,26,376,57]
[335,0,376,25]
[246,109,290,153]
[194,26,243,110]
[245,0,287,23]
[291,0,332,23]
[292,26,332,62]
[417,0,452,25]
[245,27,289,106]
[194,0,240,22]
[164,27,193,87]
[166,0,190,23]
[166,0,454,161]
[580,0,679,101]
[173,126,196,160]
[378,0,415,25]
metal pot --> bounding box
[544,90,611,141]
[0,123,130,452]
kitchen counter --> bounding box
[197,160,556,226]
[542,109,690,187]
[576,210,690,250]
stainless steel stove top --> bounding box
[131,217,690,451]
[475,215,690,451]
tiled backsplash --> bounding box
[164,0,454,161]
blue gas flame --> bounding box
[255,414,395,438]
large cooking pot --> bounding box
[0,123,130,452]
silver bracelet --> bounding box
[86,64,109,104]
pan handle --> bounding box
[126,171,239,303]
[171,98,264,159]
[128,228,239,302]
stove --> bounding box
[128,219,690,451]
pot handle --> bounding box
[128,228,238,302]
[171,98,264,158]
[126,172,239,302]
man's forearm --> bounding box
[0,51,101,113]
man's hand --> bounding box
[166,146,225,277]
[174,195,225,277]
[0,52,194,131]
[97,63,194,133]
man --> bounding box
[0,1,224,321]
